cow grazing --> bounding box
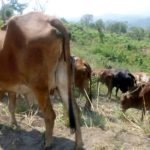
[92,68,113,98]
[111,69,136,98]
[92,68,136,99]
[121,82,150,121]
[0,12,83,149]
[133,72,150,84]
[71,56,92,109]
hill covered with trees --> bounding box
[63,14,150,73]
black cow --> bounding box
[108,69,137,99]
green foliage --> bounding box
[67,21,150,73]
[9,0,27,14]
[107,21,127,34]
[80,14,94,26]
[67,23,99,45]
[95,19,105,30]
[0,4,14,22]
[128,27,145,40]
[80,109,106,128]
[0,0,27,23]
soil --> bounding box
[0,94,150,150]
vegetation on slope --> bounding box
[65,19,150,73]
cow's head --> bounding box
[120,93,132,112]
[121,84,143,111]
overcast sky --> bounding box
[24,0,150,19]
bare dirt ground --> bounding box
[0,94,150,150]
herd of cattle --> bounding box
[0,12,150,149]
[76,57,150,120]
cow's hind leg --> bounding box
[33,87,56,148]
[107,85,113,100]
[8,92,17,126]
[141,96,146,121]
[115,87,119,98]
[58,87,83,149]
[56,69,83,149]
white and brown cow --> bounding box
[133,72,150,84]
[0,12,83,149]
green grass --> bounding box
[70,22,150,73]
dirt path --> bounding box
[0,124,150,150]
[0,97,150,150]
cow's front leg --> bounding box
[8,92,17,126]
[115,87,119,98]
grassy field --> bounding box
[69,22,150,73]
[1,21,150,150]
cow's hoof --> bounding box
[44,136,53,150]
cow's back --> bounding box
[0,12,65,90]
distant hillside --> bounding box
[67,14,150,28]
[99,14,150,28]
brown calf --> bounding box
[71,56,92,109]
[121,82,150,120]
[92,68,113,98]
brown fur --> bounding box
[72,56,92,109]
[121,82,150,120]
[92,69,113,98]
[0,12,83,149]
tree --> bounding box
[95,19,105,43]
[144,27,150,39]
[0,0,28,23]
[107,21,127,34]
[60,18,68,23]
[97,27,104,43]
[95,19,105,30]
[80,14,93,26]
[128,27,145,40]
[0,3,14,23]
[9,0,27,14]
[32,0,48,12]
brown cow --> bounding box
[0,12,83,149]
[92,68,113,98]
[71,56,92,109]
[92,68,136,99]
[121,82,150,121]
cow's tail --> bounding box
[50,18,76,130]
